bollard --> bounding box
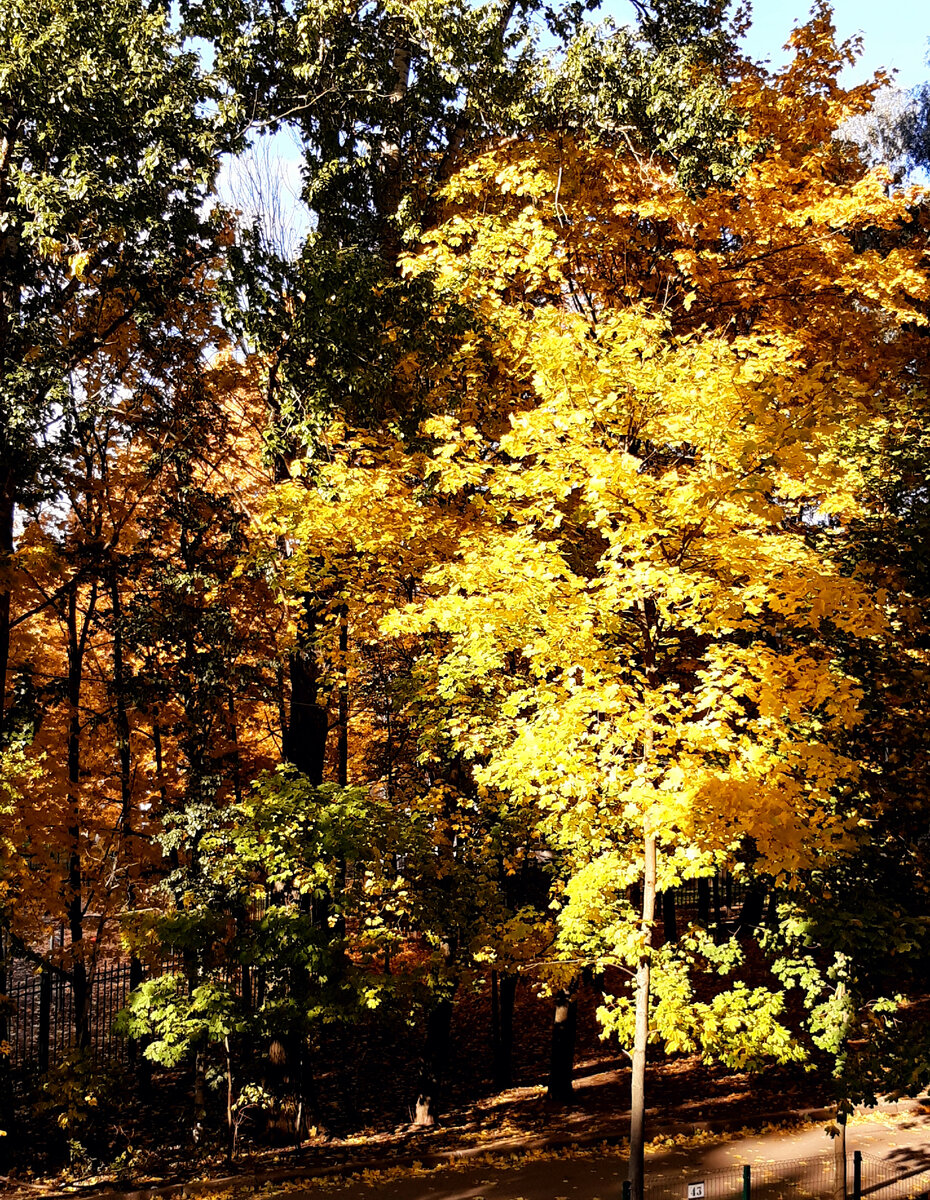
[743,1163,751,1200]
[853,1150,862,1200]
[623,1181,631,1200]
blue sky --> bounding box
[739,0,929,89]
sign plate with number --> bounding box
[687,1184,705,1198]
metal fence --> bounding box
[642,1154,930,1200]
[858,1153,930,1199]
[2,956,262,1076]
[3,959,137,1073]
[645,1160,831,1200]
[0,871,752,1078]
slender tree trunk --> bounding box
[227,695,242,804]
[0,925,11,1160]
[546,984,578,1105]
[491,970,499,1077]
[491,972,517,1089]
[629,831,657,1200]
[833,1107,848,1200]
[712,871,722,939]
[697,876,710,924]
[66,582,96,1051]
[337,605,348,786]
[110,570,134,860]
[152,713,180,875]
[225,1035,235,1162]
[333,608,349,938]
[193,1049,207,1144]
[377,32,412,264]
[0,485,13,739]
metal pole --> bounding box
[743,1164,751,1200]
[853,1150,862,1200]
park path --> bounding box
[268,1110,930,1200]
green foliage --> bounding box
[590,918,806,1072]
[763,857,930,1104]
[197,0,754,452]
[534,11,754,187]
[0,0,221,508]
[35,1053,123,1171]
[116,975,242,1067]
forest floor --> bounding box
[5,1049,930,1200]
[4,981,925,1197]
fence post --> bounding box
[743,1164,751,1200]
[852,1150,861,1200]
[38,968,51,1074]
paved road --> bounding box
[271,1111,930,1199]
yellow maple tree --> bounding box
[269,7,929,1189]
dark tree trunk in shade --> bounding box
[337,606,348,786]
[698,877,710,924]
[110,567,146,1041]
[491,971,517,1089]
[413,997,454,1126]
[66,582,96,1051]
[0,928,11,1159]
[334,609,349,938]
[661,889,677,943]
[737,880,767,937]
[546,985,577,1105]
[285,650,328,784]
[0,488,12,740]
[193,1050,207,1144]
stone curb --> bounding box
[11,1096,929,1200]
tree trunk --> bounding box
[337,605,348,787]
[0,925,11,1160]
[413,996,454,1126]
[333,610,349,938]
[109,568,139,977]
[629,831,657,1200]
[225,1036,235,1162]
[227,695,243,804]
[661,889,677,944]
[66,582,96,1051]
[377,32,412,264]
[697,876,710,924]
[546,984,577,1105]
[833,1107,848,1200]
[736,879,767,937]
[492,972,517,1089]
[285,646,328,784]
[193,1049,207,1144]
[0,486,12,739]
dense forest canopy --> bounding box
[1,1,930,1195]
